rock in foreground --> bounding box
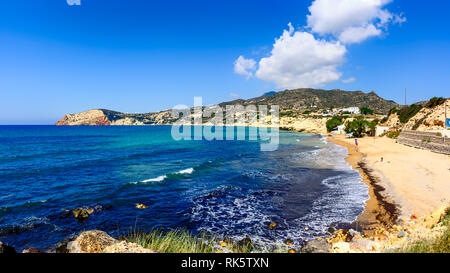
[64,230,155,253]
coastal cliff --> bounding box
[56,109,174,126]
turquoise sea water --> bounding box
[0,126,368,251]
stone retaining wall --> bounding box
[398,130,450,155]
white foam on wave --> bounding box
[130,168,195,184]
[142,175,167,183]
[292,141,353,171]
[176,168,194,175]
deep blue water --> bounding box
[0,126,368,251]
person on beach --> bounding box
[355,138,358,146]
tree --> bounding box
[360,107,374,115]
[326,116,344,132]
[367,119,379,136]
[345,116,369,137]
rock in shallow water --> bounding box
[72,208,94,220]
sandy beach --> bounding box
[329,135,450,231]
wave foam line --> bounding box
[130,167,195,184]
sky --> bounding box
[1,0,449,124]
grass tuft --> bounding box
[124,228,290,253]
[124,229,217,253]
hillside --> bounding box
[56,88,400,127]
[381,98,449,131]
[220,88,399,114]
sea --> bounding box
[0,125,369,251]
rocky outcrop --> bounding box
[403,99,449,131]
[323,205,449,253]
[381,98,449,132]
[56,110,112,126]
[55,109,173,126]
[103,241,155,253]
[61,230,155,253]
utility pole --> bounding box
[404,88,407,106]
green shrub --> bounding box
[385,131,400,139]
[388,108,399,116]
[124,229,289,253]
[360,107,374,115]
[125,229,217,253]
[397,104,423,123]
[425,97,446,108]
[367,119,379,136]
[326,116,344,132]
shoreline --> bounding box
[327,135,399,235]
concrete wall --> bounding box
[398,130,450,155]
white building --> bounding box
[375,126,390,137]
[339,107,360,114]
[332,125,346,135]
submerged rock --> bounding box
[72,208,94,220]
[300,239,331,253]
[135,203,149,209]
[0,241,16,254]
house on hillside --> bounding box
[338,107,360,114]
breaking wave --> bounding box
[130,168,195,184]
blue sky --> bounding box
[1,0,449,124]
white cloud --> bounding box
[338,24,381,44]
[234,56,256,79]
[342,77,356,84]
[67,0,81,6]
[254,24,346,89]
[234,0,405,88]
[307,0,405,44]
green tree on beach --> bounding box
[345,116,369,137]
[326,116,344,132]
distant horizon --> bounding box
[1,86,448,126]
[0,87,404,126]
